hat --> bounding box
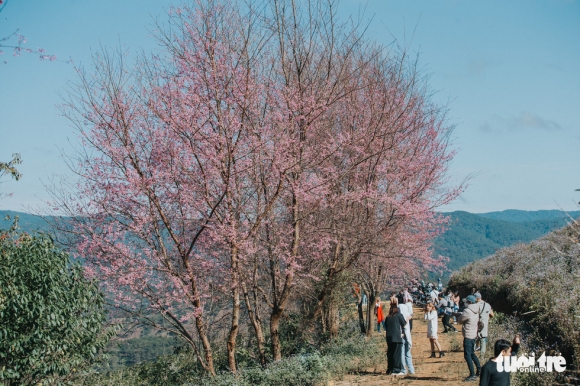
[466,295,476,303]
[474,293,482,299]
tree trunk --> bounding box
[227,245,240,373]
[242,280,267,366]
[194,311,215,375]
[270,308,283,361]
[357,298,366,334]
[269,191,300,361]
[365,291,376,337]
[188,276,216,376]
[324,299,339,338]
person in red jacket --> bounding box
[375,298,385,332]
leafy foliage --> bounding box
[0,154,22,181]
[0,154,22,200]
[76,318,384,386]
[0,229,114,385]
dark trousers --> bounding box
[442,314,456,332]
[463,338,481,377]
[387,341,404,374]
[409,319,413,331]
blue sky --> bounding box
[1,0,579,213]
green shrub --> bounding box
[76,319,385,385]
[0,230,115,385]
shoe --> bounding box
[475,346,480,351]
[476,369,481,376]
[442,330,449,333]
[429,352,437,358]
[463,376,477,382]
[392,372,406,376]
[439,351,445,358]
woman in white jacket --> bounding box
[425,302,444,358]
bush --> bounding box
[76,319,385,385]
[0,229,114,385]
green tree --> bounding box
[0,230,114,385]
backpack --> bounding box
[477,315,484,333]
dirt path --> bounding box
[334,306,478,386]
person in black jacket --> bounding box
[479,335,521,386]
[385,305,407,375]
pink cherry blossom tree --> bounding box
[49,0,462,375]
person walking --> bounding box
[479,335,521,386]
[437,293,457,333]
[452,291,461,323]
[429,287,439,303]
[406,297,414,331]
[384,305,407,375]
[425,302,444,358]
[403,287,412,303]
[397,290,405,305]
[375,297,385,332]
[453,295,482,382]
[397,299,415,375]
[390,292,398,307]
[475,293,494,356]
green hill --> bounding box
[434,210,578,275]
[3,209,577,280]
[477,209,580,223]
[448,220,580,375]
[0,210,53,232]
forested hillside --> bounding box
[478,209,580,223]
[4,209,576,275]
[0,210,52,232]
[449,219,580,385]
[433,210,579,273]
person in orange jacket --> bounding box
[375,298,385,332]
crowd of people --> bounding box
[373,280,521,384]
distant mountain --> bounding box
[477,209,580,223]
[435,209,579,275]
[0,210,53,233]
[3,209,578,278]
